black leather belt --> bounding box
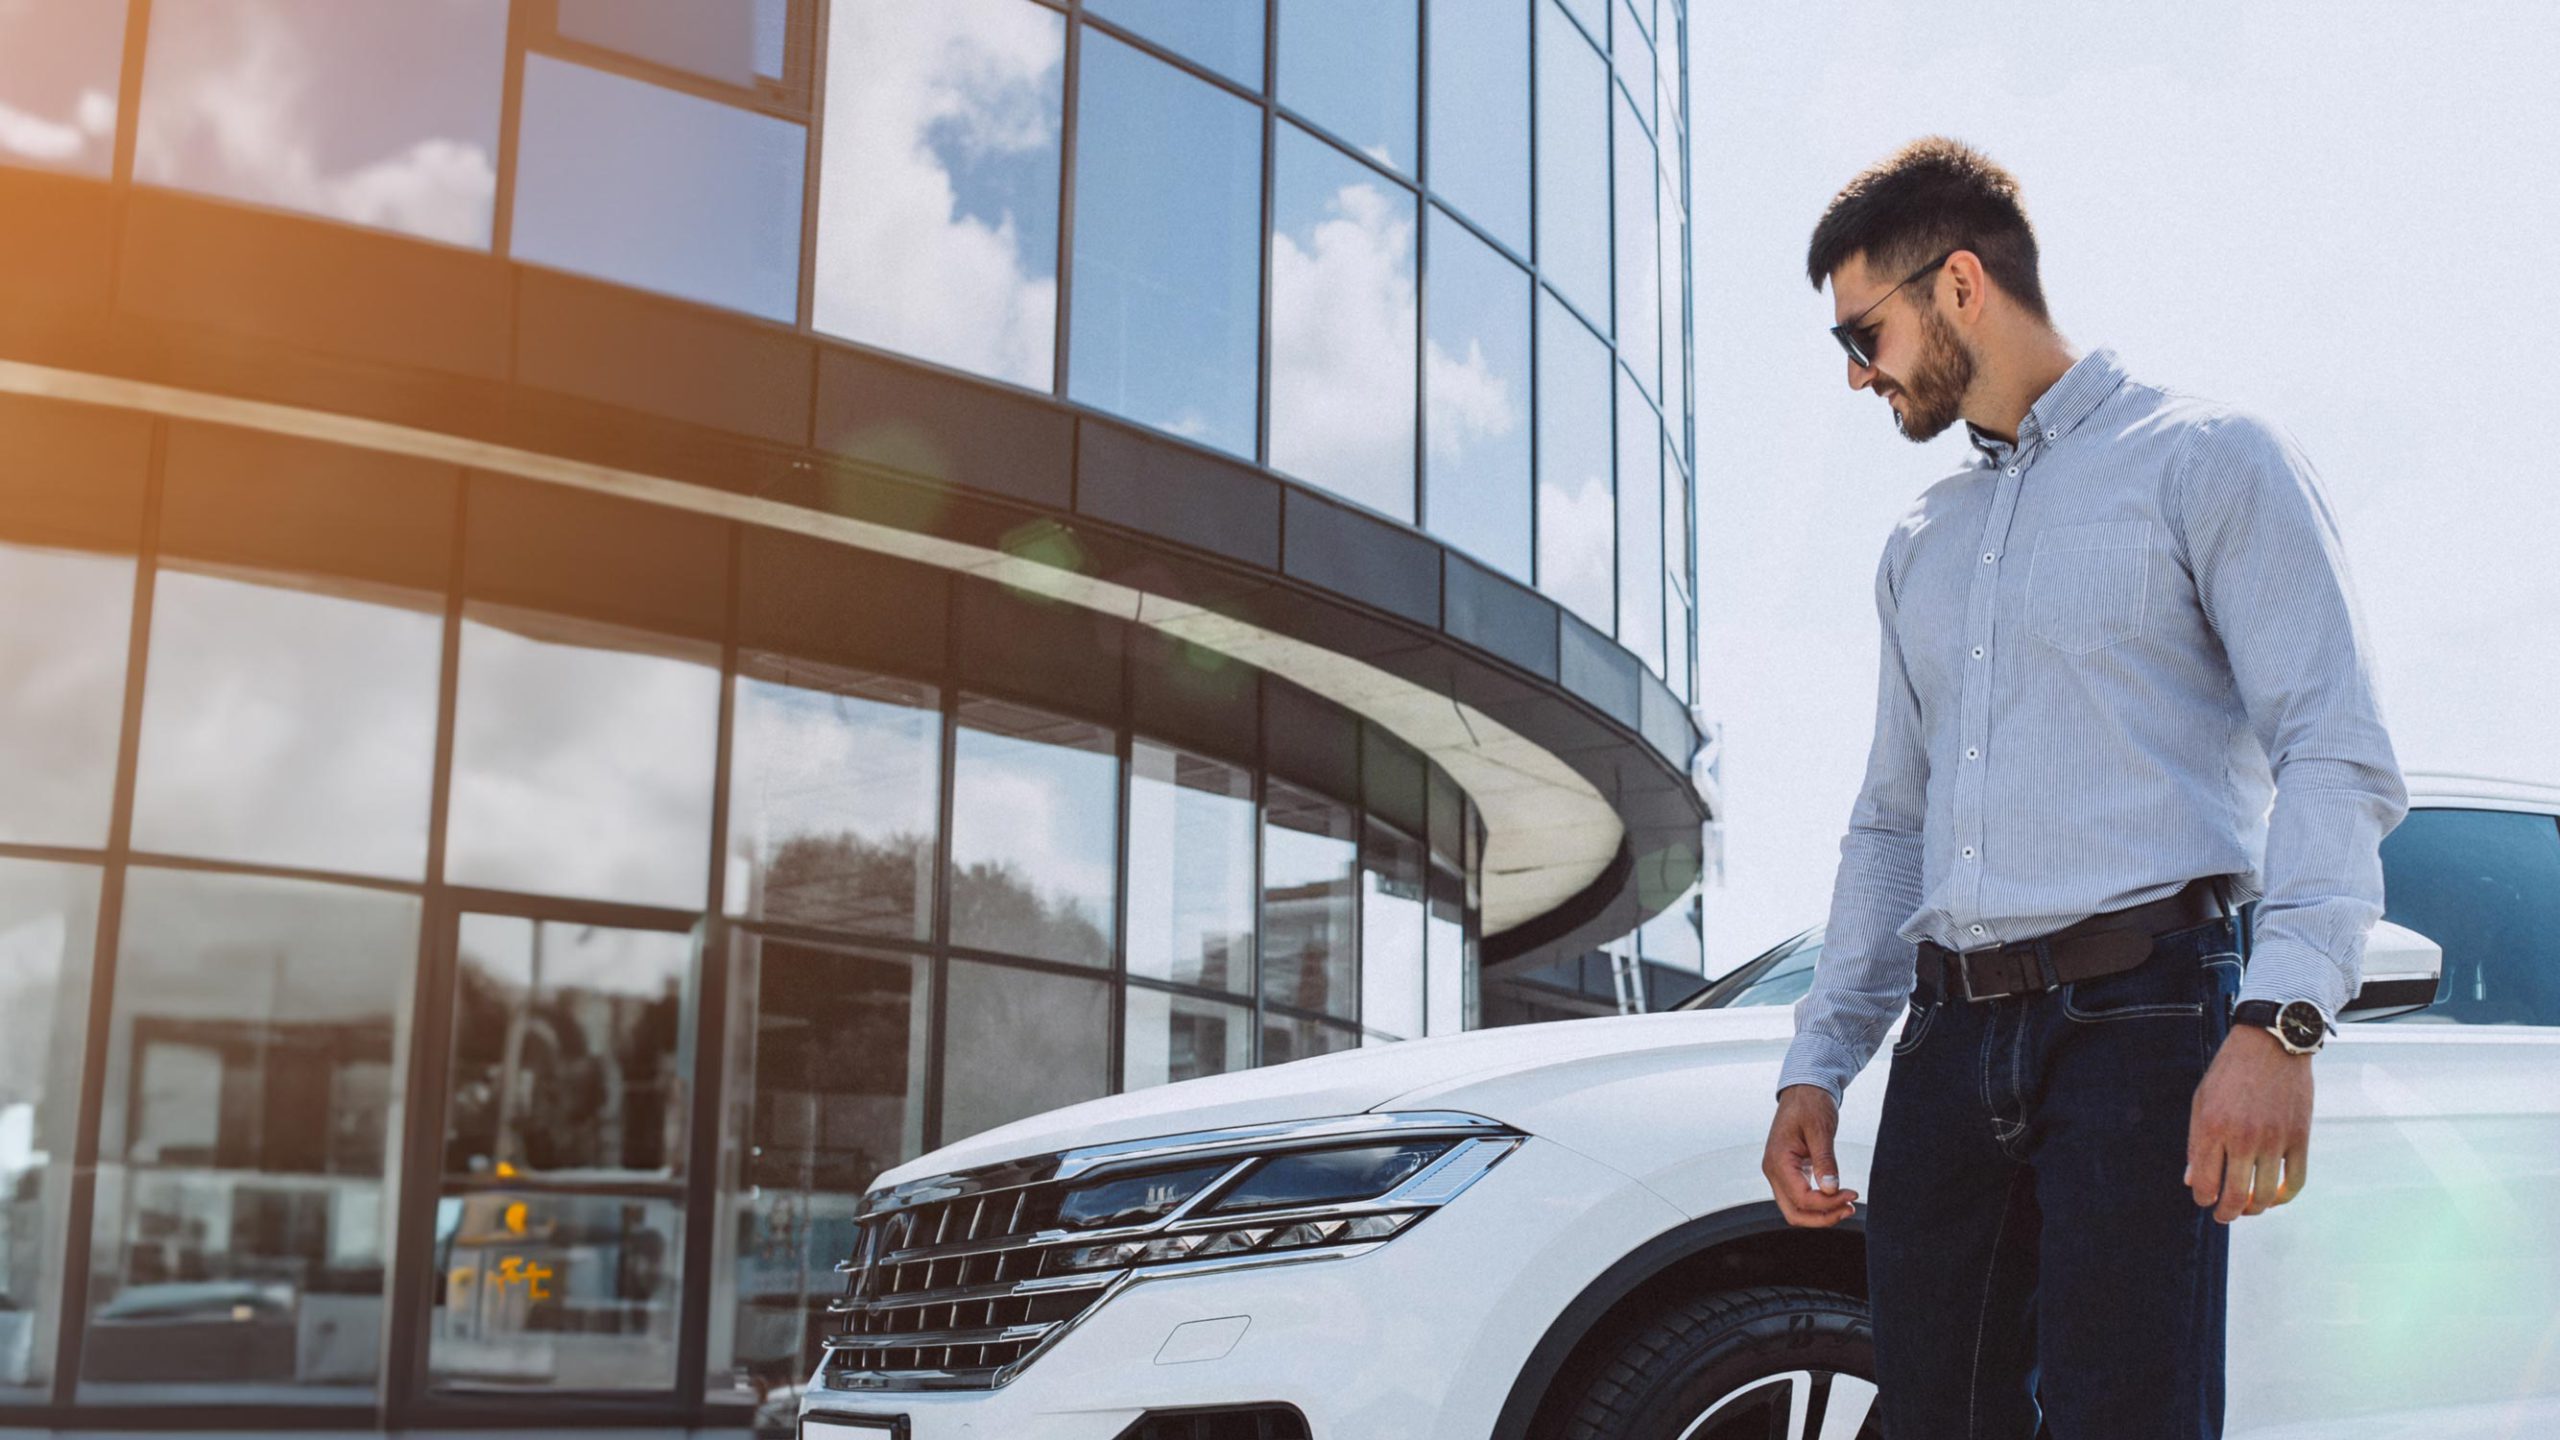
[1917,875,2234,1002]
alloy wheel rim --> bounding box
[1674,1367,1881,1440]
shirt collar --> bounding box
[1965,345,2130,467]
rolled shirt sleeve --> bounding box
[1776,528,1929,1105]
[2174,412,2410,1026]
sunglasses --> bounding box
[1829,249,1955,369]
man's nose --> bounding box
[1846,356,1878,390]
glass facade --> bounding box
[5,0,1693,696]
[0,402,1483,1420]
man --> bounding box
[1759,136,2407,1439]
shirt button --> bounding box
[1966,747,1979,759]
[1972,645,1984,658]
[2044,428,2058,441]
[1971,924,1987,935]
[1981,552,1994,563]
[1962,846,1975,858]
[2006,466,2018,477]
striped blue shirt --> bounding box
[1776,345,2409,1106]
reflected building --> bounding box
[0,0,1700,1430]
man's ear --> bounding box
[1943,249,1989,321]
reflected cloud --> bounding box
[814,0,1063,389]
[0,87,111,167]
[1426,332,1522,467]
[1270,157,1419,519]
[133,0,505,247]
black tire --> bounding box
[1554,1284,1881,1440]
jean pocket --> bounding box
[1890,995,1941,1055]
[2025,519,2150,655]
[2061,942,2208,1023]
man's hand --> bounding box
[1765,1084,1859,1227]
[2186,1024,2314,1223]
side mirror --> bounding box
[2337,918,2444,1021]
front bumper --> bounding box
[799,1131,1682,1439]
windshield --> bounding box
[1674,928,1824,1010]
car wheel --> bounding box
[1554,1284,1879,1440]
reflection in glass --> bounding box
[0,543,131,848]
[1423,210,1533,581]
[1537,290,1616,633]
[445,607,721,909]
[1555,0,1608,43]
[511,54,805,321]
[710,937,927,1405]
[727,663,940,941]
[1426,868,1467,1035]
[1534,2,1611,326]
[943,959,1109,1142]
[1261,1013,1357,1065]
[1639,884,1703,973]
[1126,742,1255,994]
[1659,166,1686,460]
[0,859,99,1397]
[428,1192,682,1393]
[429,915,693,1393]
[1613,89,1660,398]
[1614,0,1654,127]
[1067,30,1261,459]
[443,916,691,1179]
[133,0,507,246]
[1125,988,1252,1090]
[1426,0,1529,254]
[0,0,125,175]
[949,697,1118,967]
[1275,0,1416,173]
[130,567,441,881]
[813,0,1064,389]
[1360,821,1426,1040]
[1263,782,1357,1021]
[1617,370,1664,675]
[1086,0,1263,90]
[555,0,788,87]
[83,868,415,1401]
[1666,438,1693,700]
[1270,123,1417,520]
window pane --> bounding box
[1086,0,1263,90]
[1617,369,1664,674]
[1555,0,1607,43]
[1537,289,1615,632]
[1263,781,1357,1021]
[727,663,940,942]
[943,959,1109,1141]
[0,858,100,1399]
[1361,821,1425,1040]
[0,0,124,176]
[1425,0,1528,254]
[1067,30,1261,459]
[555,0,788,87]
[1659,166,1686,461]
[1275,0,1416,173]
[511,54,804,320]
[1270,123,1417,520]
[133,0,507,246]
[83,868,415,1402]
[1126,742,1255,994]
[949,696,1118,967]
[1640,883,1702,972]
[0,543,131,848]
[1125,988,1252,1090]
[129,567,441,879]
[1533,2,1609,326]
[1614,0,1654,126]
[445,608,721,909]
[430,915,694,1394]
[1423,208,1533,581]
[1426,868,1466,1035]
[710,936,927,1405]
[1261,1012,1356,1064]
[1666,439,1692,702]
[2375,810,2560,1027]
[1613,88,1659,398]
[813,0,1063,389]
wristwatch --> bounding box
[2232,998,2329,1055]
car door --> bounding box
[2226,802,2560,1439]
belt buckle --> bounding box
[1959,948,1991,1002]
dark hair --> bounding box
[1805,136,2049,321]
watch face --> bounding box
[2276,1001,2324,1048]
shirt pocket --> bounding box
[2024,519,2151,655]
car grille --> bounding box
[1110,1405,1312,1440]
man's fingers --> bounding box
[2274,1142,2308,1206]
[2187,1134,2225,1208]
[2215,1150,2259,1223]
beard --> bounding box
[1883,303,1974,443]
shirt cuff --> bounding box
[2235,933,2350,1029]
[1774,1032,1861,1107]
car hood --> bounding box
[869,1005,1795,1187]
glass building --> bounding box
[0,0,1701,1430]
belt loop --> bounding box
[2033,937,2062,993]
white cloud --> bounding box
[812,0,1062,389]
[1426,332,1521,467]
[1269,176,1419,518]
[0,84,112,166]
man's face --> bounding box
[1831,252,1973,443]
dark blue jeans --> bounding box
[1865,912,2248,1439]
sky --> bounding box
[1687,0,2560,975]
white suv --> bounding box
[800,773,2560,1440]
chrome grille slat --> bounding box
[822,1320,1056,1352]
[823,1269,1110,1315]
